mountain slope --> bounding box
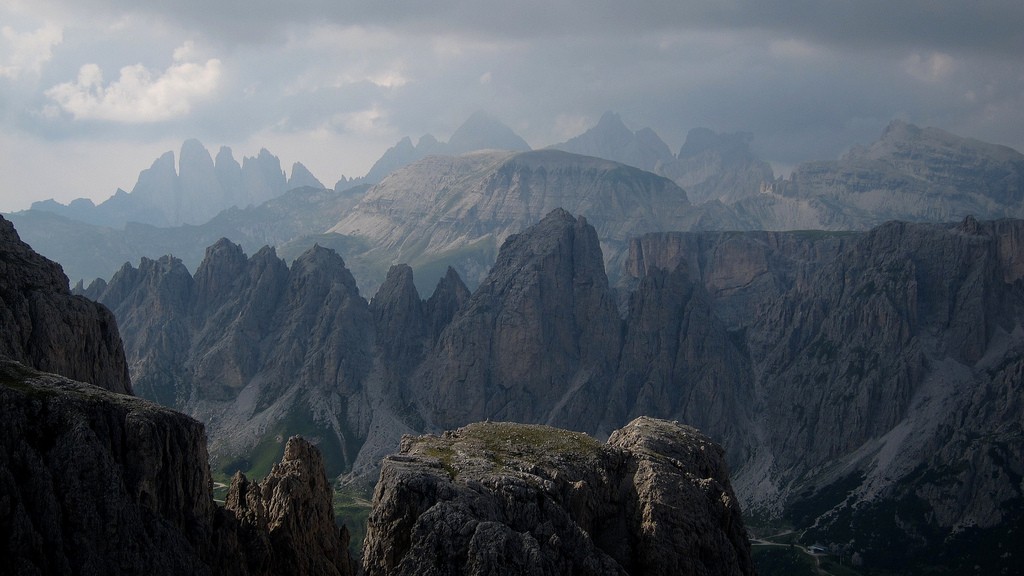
[747,120,1024,229]
[330,149,693,292]
[0,214,354,575]
[83,210,1024,572]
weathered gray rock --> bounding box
[753,120,1024,229]
[0,214,131,395]
[0,362,355,576]
[362,417,754,576]
[328,148,693,292]
[0,361,215,575]
[85,238,374,476]
[415,209,623,430]
[423,266,471,344]
[226,436,354,576]
[1,221,356,575]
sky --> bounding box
[1,0,1022,213]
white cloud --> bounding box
[44,42,221,122]
[0,23,63,79]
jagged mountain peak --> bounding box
[371,263,420,308]
[551,111,674,172]
[447,110,530,154]
[287,161,325,190]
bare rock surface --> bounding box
[0,214,131,395]
[0,360,215,575]
[226,436,354,576]
[362,417,754,576]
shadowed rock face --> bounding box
[226,436,354,576]
[0,214,131,395]
[0,363,354,576]
[0,361,214,575]
[361,417,754,576]
[1,223,354,575]
[61,208,1024,572]
[414,208,623,431]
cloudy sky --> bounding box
[1,0,1022,213]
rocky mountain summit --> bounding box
[330,149,693,292]
[740,120,1024,229]
[362,418,754,576]
[0,219,354,575]
[27,140,313,228]
[551,113,774,204]
[79,208,1024,573]
[357,110,532,186]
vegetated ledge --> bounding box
[362,417,755,576]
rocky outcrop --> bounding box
[83,237,375,477]
[67,208,1024,573]
[362,417,754,576]
[0,362,353,576]
[1,217,355,575]
[0,214,131,395]
[0,361,217,575]
[225,436,354,576]
[621,218,1024,572]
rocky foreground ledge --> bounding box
[362,417,754,576]
[0,360,353,576]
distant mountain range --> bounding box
[29,140,327,228]
[7,113,1024,296]
[76,209,1024,574]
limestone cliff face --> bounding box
[1,222,354,575]
[0,361,216,575]
[0,363,354,576]
[87,238,374,476]
[415,209,623,431]
[0,214,131,395]
[620,218,1024,572]
[68,208,1024,572]
[362,418,753,576]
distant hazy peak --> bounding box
[287,161,325,190]
[447,110,531,154]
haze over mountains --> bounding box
[3,108,1024,573]
[8,112,1024,297]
